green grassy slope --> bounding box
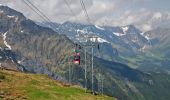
[0,69,116,100]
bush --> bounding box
[0,74,5,80]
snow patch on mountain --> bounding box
[17,60,22,64]
[140,32,145,36]
[77,29,87,34]
[145,35,150,40]
[95,25,105,30]
[90,37,109,43]
[98,38,110,43]
[2,32,12,50]
[139,45,146,52]
[140,32,151,41]
[14,17,19,22]
[141,33,150,41]
[132,39,137,43]
[113,32,126,36]
[122,26,129,33]
[7,15,15,18]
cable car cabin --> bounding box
[73,53,80,65]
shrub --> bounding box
[0,74,5,80]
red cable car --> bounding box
[73,52,80,65]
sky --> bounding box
[0,0,170,31]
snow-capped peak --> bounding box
[2,31,12,50]
[95,25,105,30]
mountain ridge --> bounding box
[40,20,170,72]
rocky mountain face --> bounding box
[40,20,170,72]
[0,5,68,81]
[41,22,149,52]
[138,28,170,72]
[1,5,170,100]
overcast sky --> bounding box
[0,0,170,31]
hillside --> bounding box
[0,69,115,100]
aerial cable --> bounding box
[80,0,91,24]
[80,0,90,22]
[63,0,79,34]
[26,0,58,29]
[26,0,52,22]
[63,0,77,18]
[25,0,58,30]
[22,0,54,29]
[23,0,58,30]
[23,0,48,24]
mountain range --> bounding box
[0,5,170,100]
[39,20,170,73]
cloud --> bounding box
[0,0,117,23]
[0,0,170,31]
[152,12,162,19]
[142,24,152,31]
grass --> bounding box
[0,69,116,100]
